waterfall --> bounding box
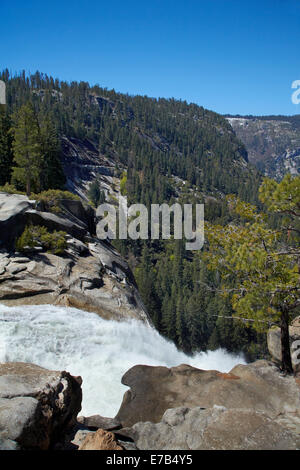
[0,304,245,417]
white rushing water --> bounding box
[0,304,245,417]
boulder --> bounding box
[0,193,34,249]
[0,192,90,249]
[268,316,300,372]
[77,415,121,430]
[71,429,94,448]
[119,406,299,450]
[0,362,82,450]
[78,429,124,450]
[115,361,300,430]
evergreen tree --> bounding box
[88,178,106,207]
[39,116,65,191]
[205,175,300,373]
[11,103,42,195]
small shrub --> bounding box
[0,183,26,195]
[16,225,67,255]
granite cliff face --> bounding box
[227,116,300,179]
[0,192,149,323]
[60,136,118,201]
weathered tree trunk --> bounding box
[26,177,31,197]
[280,308,293,374]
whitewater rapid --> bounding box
[0,304,245,417]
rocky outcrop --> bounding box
[0,362,82,450]
[114,360,300,450]
[78,429,124,450]
[267,317,300,373]
[115,361,300,439]
[0,192,90,250]
[0,192,150,323]
[119,406,299,450]
[226,117,300,179]
[60,136,116,200]
[1,360,299,451]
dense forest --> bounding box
[0,69,268,361]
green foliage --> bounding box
[87,179,106,207]
[33,189,80,203]
[11,103,42,195]
[39,116,66,190]
[16,225,67,255]
[259,174,300,215]
[205,176,300,371]
[0,183,26,195]
[120,172,127,196]
[132,239,267,358]
[10,102,65,195]
[31,189,80,214]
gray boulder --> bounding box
[0,362,82,450]
[0,193,34,249]
[77,415,121,430]
[119,406,299,450]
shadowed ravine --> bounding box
[0,304,245,417]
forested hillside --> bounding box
[0,69,266,360]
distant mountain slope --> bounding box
[2,69,260,204]
[226,115,300,179]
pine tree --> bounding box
[39,116,65,191]
[205,175,300,373]
[11,103,42,195]
[88,179,106,207]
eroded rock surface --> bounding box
[119,406,299,450]
[115,360,300,436]
[0,362,82,450]
[78,428,124,450]
[0,192,149,323]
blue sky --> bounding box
[2,0,300,115]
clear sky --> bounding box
[2,0,300,116]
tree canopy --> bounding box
[205,174,300,373]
